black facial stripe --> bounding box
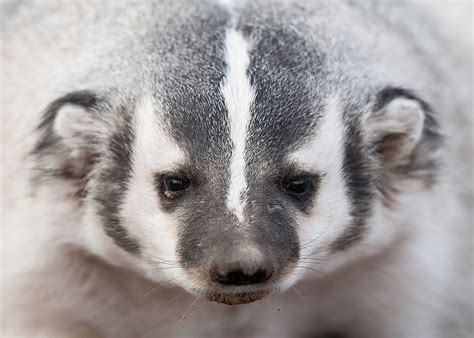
[331,110,375,252]
[154,5,232,170]
[240,22,326,224]
[94,106,141,254]
[242,24,325,161]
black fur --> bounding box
[242,23,325,161]
[154,5,231,167]
[373,87,424,112]
[332,110,375,252]
[93,107,141,254]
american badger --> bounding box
[1,0,472,337]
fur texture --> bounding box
[1,1,472,337]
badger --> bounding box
[1,0,472,337]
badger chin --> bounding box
[206,290,271,305]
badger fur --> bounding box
[1,1,472,337]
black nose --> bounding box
[210,258,274,286]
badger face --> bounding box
[30,4,442,305]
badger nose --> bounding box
[209,255,274,286]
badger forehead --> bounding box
[151,12,326,168]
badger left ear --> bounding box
[30,90,110,197]
[366,87,443,190]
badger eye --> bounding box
[283,178,310,198]
[163,176,190,197]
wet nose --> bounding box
[210,256,274,286]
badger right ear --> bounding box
[365,87,443,200]
[30,90,110,195]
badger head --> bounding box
[30,3,442,305]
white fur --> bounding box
[54,105,93,138]
[289,96,355,277]
[82,95,185,281]
[291,96,351,244]
[122,96,186,280]
[221,29,255,223]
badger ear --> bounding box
[367,87,443,193]
[30,90,108,196]
[53,104,106,145]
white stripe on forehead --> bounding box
[221,29,255,223]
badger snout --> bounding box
[199,245,278,305]
[175,196,300,305]
[209,249,275,286]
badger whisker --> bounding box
[300,220,333,249]
[165,290,189,307]
[291,286,304,301]
[143,275,185,298]
[290,265,323,276]
[178,295,200,323]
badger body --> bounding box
[1,1,472,337]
